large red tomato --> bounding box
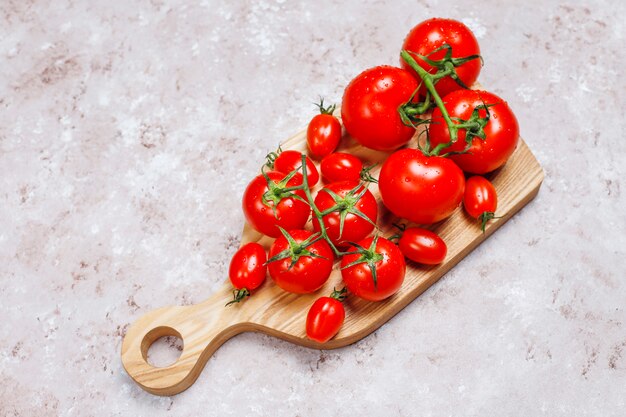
[429,90,519,174]
[378,148,465,224]
[267,229,334,294]
[341,66,419,151]
[312,181,378,247]
[242,171,311,238]
[401,18,481,98]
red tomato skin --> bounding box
[312,181,378,247]
[378,149,465,224]
[306,297,345,343]
[228,242,267,291]
[242,171,311,238]
[341,66,419,151]
[401,18,481,98]
[464,176,497,218]
[307,114,342,159]
[429,90,519,174]
[268,230,334,294]
[274,150,319,186]
[341,237,406,301]
[320,152,363,183]
[398,228,447,265]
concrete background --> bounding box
[1,1,625,416]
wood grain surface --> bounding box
[121,118,544,396]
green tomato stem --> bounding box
[400,50,459,155]
[299,154,342,257]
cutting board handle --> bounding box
[120,285,250,395]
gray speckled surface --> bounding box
[1,1,625,416]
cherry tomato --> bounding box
[401,18,481,98]
[273,150,319,186]
[429,90,519,174]
[307,102,342,159]
[312,181,377,247]
[341,66,419,151]
[228,242,267,291]
[320,152,363,183]
[226,242,268,305]
[306,288,346,343]
[267,229,334,294]
[242,171,310,238]
[464,176,498,231]
[398,228,447,265]
[378,148,465,224]
[341,236,406,301]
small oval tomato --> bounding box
[341,65,419,151]
[401,18,481,98]
[398,228,447,265]
[226,242,267,305]
[341,236,406,301]
[273,150,319,186]
[312,181,377,247]
[267,229,334,294]
[306,289,346,343]
[378,148,465,224]
[307,102,342,159]
[242,171,311,238]
[320,152,363,183]
[464,176,498,231]
[429,90,519,174]
[229,242,267,291]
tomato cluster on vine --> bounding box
[226,17,518,344]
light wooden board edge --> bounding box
[121,123,544,396]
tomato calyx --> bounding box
[398,86,433,127]
[341,235,384,288]
[478,211,497,233]
[315,97,336,115]
[260,167,307,217]
[330,286,348,301]
[265,227,329,269]
[318,183,377,240]
[225,288,251,307]
[417,44,482,89]
[264,144,283,170]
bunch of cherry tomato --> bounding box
[227,18,517,344]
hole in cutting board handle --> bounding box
[140,326,184,368]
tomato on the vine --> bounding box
[312,181,377,247]
[401,18,481,98]
[226,242,267,305]
[320,152,363,183]
[398,228,447,265]
[464,175,498,231]
[272,150,319,186]
[306,287,347,343]
[341,236,406,301]
[307,100,342,159]
[242,171,310,238]
[267,229,334,294]
[341,66,419,151]
[429,90,519,174]
[378,148,465,224]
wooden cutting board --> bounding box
[121,119,544,396]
